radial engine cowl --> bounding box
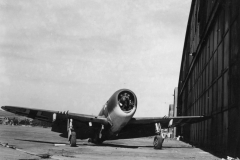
[118,90,136,113]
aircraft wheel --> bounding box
[91,137,103,144]
[153,135,164,149]
[70,131,76,147]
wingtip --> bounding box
[1,106,12,112]
[1,106,6,110]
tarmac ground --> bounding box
[0,125,220,160]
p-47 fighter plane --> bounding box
[1,89,208,149]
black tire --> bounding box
[153,135,164,149]
[70,131,76,147]
[91,136,103,144]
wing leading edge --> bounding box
[128,116,209,128]
[1,106,109,125]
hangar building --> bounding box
[177,0,240,157]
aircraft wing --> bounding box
[113,116,209,140]
[129,116,208,128]
[1,106,109,125]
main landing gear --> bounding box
[68,119,76,147]
[69,131,76,147]
[153,135,164,149]
[153,123,164,149]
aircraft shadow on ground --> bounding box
[14,138,193,149]
[58,133,152,149]
[14,138,153,149]
[163,146,194,148]
[93,142,197,149]
[89,143,153,149]
[15,139,69,145]
[59,133,67,138]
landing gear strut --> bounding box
[153,123,164,149]
[68,119,76,147]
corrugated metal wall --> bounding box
[177,0,240,157]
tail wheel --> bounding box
[96,139,103,144]
[70,131,76,147]
[91,134,104,144]
[153,135,164,149]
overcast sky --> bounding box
[0,0,191,117]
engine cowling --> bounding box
[99,89,137,134]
